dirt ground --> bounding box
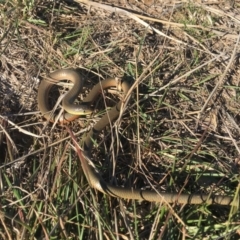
[0,0,240,239]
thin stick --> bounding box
[75,0,186,45]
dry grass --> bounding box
[0,0,240,239]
